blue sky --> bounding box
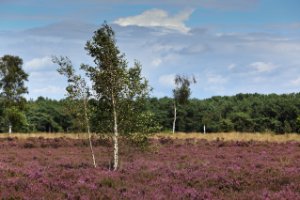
[1,0,300,99]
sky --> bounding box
[1,0,300,100]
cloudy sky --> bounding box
[1,0,300,99]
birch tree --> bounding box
[53,56,97,168]
[82,23,150,170]
[172,75,196,133]
[0,55,28,133]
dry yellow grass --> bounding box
[0,133,89,139]
[1,132,300,143]
[154,132,300,143]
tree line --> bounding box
[1,92,299,134]
[146,93,300,134]
[1,25,300,135]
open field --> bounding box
[156,132,300,143]
[2,132,300,142]
[0,133,89,139]
[1,136,300,199]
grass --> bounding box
[154,132,300,142]
[1,132,300,142]
[0,132,89,139]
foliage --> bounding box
[173,75,196,105]
[125,133,150,150]
[172,74,196,133]
[26,97,69,132]
[148,93,300,134]
[82,22,152,170]
[3,106,28,132]
[53,55,97,168]
[4,92,300,134]
[7,92,300,134]
[53,56,91,132]
[0,55,29,132]
[82,23,151,134]
[0,55,28,101]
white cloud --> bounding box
[114,9,193,33]
[158,74,175,87]
[1,7,300,99]
[24,56,53,72]
[32,86,65,94]
[29,71,60,81]
[253,76,267,83]
[206,73,228,84]
[151,58,162,67]
[249,62,276,73]
[198,72,228,95]
[151,43,183,53]
[228,63,236,70]
[290,77,300,86]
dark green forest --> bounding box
[1,93,299,134]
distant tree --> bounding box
[53,56,97,168]
[172,75,196,134]
[230,112,254,132]
[0,55,28,133]
[82,22,151,170]
[26,97,68,133]
[136,93,300,133]
[144,97,173,131]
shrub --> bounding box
[23,142,35,148]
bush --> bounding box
[23,142,35,148]
[126,133,150,150]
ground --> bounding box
[0,135,300,199]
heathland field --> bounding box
[1,133,300,199]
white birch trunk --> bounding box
[112,94,119,171]
[172,101,177,134]
[8,123,12,134]
[84,97,97,168]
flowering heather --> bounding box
[0,137,300,199]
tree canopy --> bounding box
[0,55,29,133]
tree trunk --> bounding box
[84,97,97,168]
[8,123,12,134]
[112,94,119,171]
[172,101,177,134]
